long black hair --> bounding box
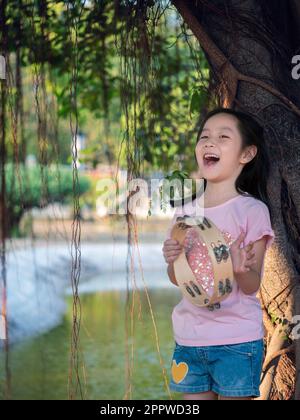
[174,107,272,218]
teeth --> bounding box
[204,153,219,159]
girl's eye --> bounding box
[199,135,229,140]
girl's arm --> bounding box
[234,268,261,295]
[231,234,267,295]
[163,238,182,286]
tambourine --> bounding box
[170,215,234,311]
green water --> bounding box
[0,288,183,400]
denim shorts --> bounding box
[169,339,264,398]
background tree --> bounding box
[2,163,91,236]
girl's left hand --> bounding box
[229,230,257,274]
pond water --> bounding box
[0,287,183,400]
[0,239,187,400]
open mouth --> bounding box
[203,153,220,167]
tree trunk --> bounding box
[171,0,300,400]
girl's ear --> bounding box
[240,145,257,164]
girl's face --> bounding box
[195,113,257,182]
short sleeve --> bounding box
[244,202,275,250]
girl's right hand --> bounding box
[162,239,183,264]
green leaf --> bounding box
[189,88,208,116]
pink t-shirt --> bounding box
[165,193,275,346]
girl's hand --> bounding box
[162,239,183,264]
[229,230,257,274]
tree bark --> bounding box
[171,0,300,400]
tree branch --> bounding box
[262,344,295,372]
[171,0,300,117]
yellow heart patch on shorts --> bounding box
[171,360,189,384]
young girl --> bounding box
[162,108,275,401]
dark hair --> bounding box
[174,107,272,218]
